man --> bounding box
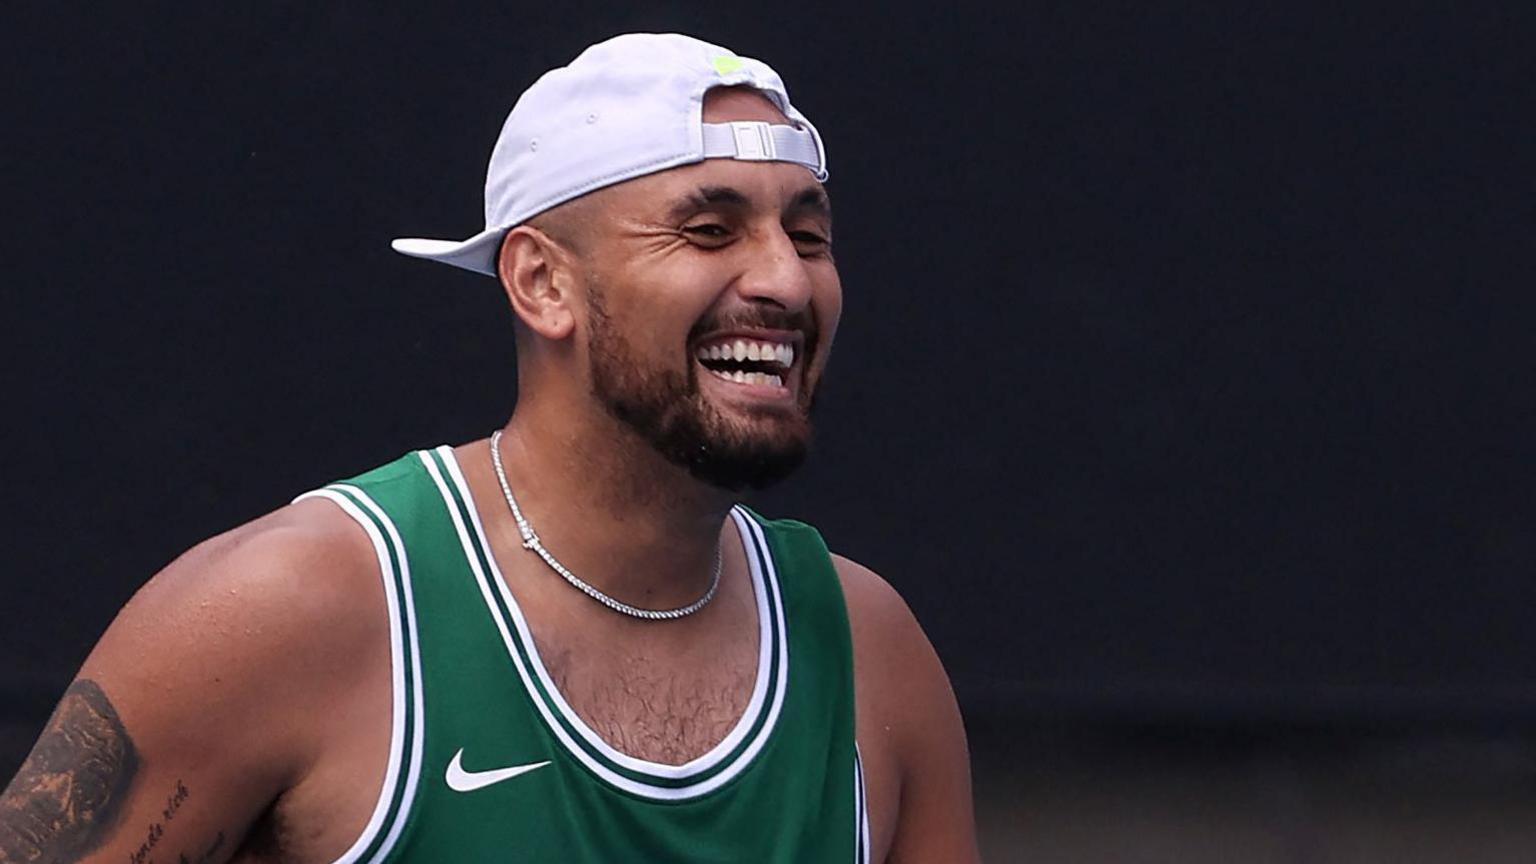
[0,34,978,862]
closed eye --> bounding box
[791,231,831,257]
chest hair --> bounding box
[545,645,757,765]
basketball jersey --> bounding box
[294,446,872,862]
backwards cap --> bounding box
[391,33,829,277]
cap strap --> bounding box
[701,121,823,177]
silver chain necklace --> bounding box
[489,429,722,620]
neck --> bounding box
[490,399,737,610]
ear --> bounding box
[497,226,577,340]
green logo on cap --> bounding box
[712,55,744,75]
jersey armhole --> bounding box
[292,486,425,864]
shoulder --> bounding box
[114,496,385,660]
[829,554,948,745]
[830,553,982,862]
[80,495,389,781]
[2,498,394,862]
[830,553,914,633]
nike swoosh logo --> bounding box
[444,748,551,792]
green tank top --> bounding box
[294,446,870,863]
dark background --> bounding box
[5,4,1535,859]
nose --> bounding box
[734,225,814,312]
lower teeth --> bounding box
[708,369,784,388]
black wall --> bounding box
[5,3,1535,764]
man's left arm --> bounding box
[834,554,982,863]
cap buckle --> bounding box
[729,121,777,161]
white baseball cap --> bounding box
[391,33,829,277]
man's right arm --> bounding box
[0,499,384,864]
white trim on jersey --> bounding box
[293,486,425,864]
[854,745,872,864]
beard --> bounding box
[585,286,818,492]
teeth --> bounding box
[698,338,797,369]
[706,367,786,389]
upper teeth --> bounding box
[695,338,795,368]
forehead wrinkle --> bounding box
[664,185,750,222]
[664,181,831,224]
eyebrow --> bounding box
[666,184,833,222]
[789,186,833,220]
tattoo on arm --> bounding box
[127,779,190,864]
[0,679,139,863]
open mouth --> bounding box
[693,336,796,389]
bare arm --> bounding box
[0,500,382,864]
[836,554,981,864]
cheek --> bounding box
[654,291,736,354]
[597,278,707,352]
[614,302,713,369]
[811,276,844,362]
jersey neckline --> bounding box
[417,446,791,801]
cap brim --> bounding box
[391,225,508,277]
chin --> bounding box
[685,439,810,492]
[679,403,814,492]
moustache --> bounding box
[688,308,817,346]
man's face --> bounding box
[568,94,841,491]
